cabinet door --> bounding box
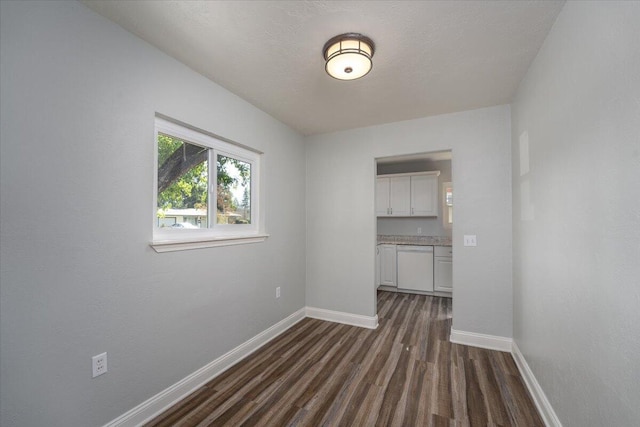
[379,245,397,287]
[389,176,411,216]
[411,175,438,216]
[375,177,391,216]
[434,257,453,292]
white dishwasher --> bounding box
[397,245,434,292]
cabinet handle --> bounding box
[390,207,392,215]
[411,207,414,215]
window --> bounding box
[152,116,264,252]
[443,182,453,229]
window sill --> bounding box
[150,234,269,253]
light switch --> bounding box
[464,235,477,246]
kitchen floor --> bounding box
[146,291,542,426]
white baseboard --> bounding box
[449,328,513,352]
[511,342,562,427]
[305,306,379,329]
[103,307,306,427]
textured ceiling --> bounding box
[82,1,564,135]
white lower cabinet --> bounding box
[378,244,397,287]
[376,243,452,295]
[434,246,453,293]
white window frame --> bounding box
[151,117,266,252]
[443,181,453,229]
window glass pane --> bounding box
[217,154,251,224]
[445,185,453,224]
[156,133,208,228]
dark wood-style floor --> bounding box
[146,291,543,426]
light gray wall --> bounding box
[511,2,640,426]
[377,159,452,237]
[0,2,306,426]
[306,105,513,338]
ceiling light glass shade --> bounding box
[323,33,375,81]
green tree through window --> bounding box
[217,154,251,224]
[157,134,252,224]
[157,134,208,211]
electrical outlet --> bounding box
[92,352,108,378]
[464,235,477,247]
[276,287,281,298]
[417,227,422,234]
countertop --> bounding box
[377,235,452,247]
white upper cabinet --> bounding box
[375,177,391,216]
[376,176,410,216]
[389,176,411,216]
[376,172,440,217]
[410,174,438,216]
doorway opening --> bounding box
[374,150,453,316]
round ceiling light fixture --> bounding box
[323,33,375,81]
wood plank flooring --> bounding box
[146,291,543,426]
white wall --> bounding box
[511,2,640,425]
[306,105,513,338]
[0,2,306,426]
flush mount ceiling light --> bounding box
[323,33,375,81]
